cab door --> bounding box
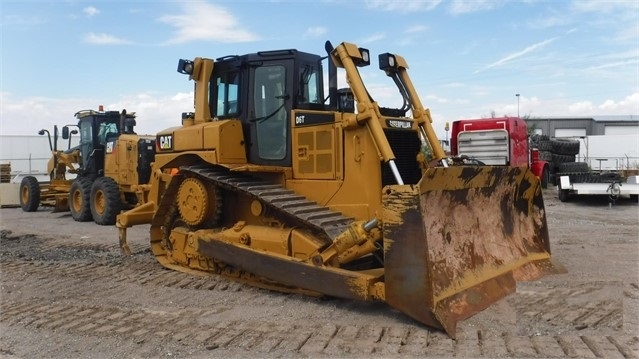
[247,61,292,167]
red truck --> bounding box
[450,117,550,188]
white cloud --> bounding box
[366,83,406,108]
[0,92,192,136]
[571,0,638,14]
[2,89,636,146]
[2,14,47,26]
[474,37,558,73]
[526,15,572,29]
[443,82,465,88]
[158,1,258,44]
[405,25,428,34]
[0,93,98,136]
[360,33,386,44]
[614,24,639,42]
[171,92,192,102]
[106,93,195,135]
[586,59,638,71]
[424,94,449,104]
[449,0,506,15]
[597,93,639,112]
[83,6,100,17]
[568,101,594,113]
[366,0,442,13]
[84,32,133,45]
[576,50,639,73]
[566,94,639,116]
[489,95,543,118]
[305,27,327,38]
[397,38,414,47]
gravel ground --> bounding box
[0,188,637,358]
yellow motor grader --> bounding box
[117,41,559,338]
[18,125,81,213]
[19,108,155,225]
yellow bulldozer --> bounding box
[19,108,155,225]
[117,41,559,338]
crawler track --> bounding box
[183,165,354,240]
[148,165,360,287]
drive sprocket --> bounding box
[176,177,222,227]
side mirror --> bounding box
[62,126,70,140]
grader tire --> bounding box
[19,176,40,212]
[551,153,575,164]
[551,138,580,155]
[69,177,93,222]
[558,162,589,173]
[90,177,121,225]
[538,139,552,151]
[539,150,553,161]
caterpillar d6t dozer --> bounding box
[117,41,559,338]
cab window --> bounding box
[97,122,118,145]
[254,65,287,160]
[212,71,240,117]
[299,65,321,104]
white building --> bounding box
[0,134,80,182]
[525,115,639,171]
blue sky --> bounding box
[1,0,638,139]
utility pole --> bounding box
[516,93,520,117]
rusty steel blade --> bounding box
[383,165,557,338]
[51,196,69,213]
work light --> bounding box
[177,59,194,75]
[379,53,397,72]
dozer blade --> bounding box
[382,165,558,338]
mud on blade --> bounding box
[382,165,556,338]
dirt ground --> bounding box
[0,188,637,358]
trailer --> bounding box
[558,174,639,202]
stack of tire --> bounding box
[530,135,582,186]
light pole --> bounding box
[515,93,520,117]
[444,122,450,151]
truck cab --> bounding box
[451,117,549,188]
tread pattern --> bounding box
[19,176,41,212]
[90,177,122,225]
[1,232,637,358]
[185,165,354,240]
[69,177,93,222]
[550,138,580,156]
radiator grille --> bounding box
[382,129,422,186]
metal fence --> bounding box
[579,156,639,172]
[0,156,52,183]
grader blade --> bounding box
[383,165,557,338]
[52,195,69,213]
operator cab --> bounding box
[62,109,135,178]
[207,50,328,167]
